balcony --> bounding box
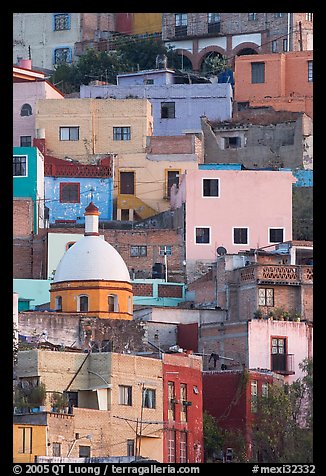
[271,353,295,375]
[208,22,221,34]
[239,265,313,285]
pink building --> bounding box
[171,164,296,282]
[13,60,64,147]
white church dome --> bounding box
[53,202,131,283]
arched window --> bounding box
[108,294,118,312]
[21,103,33,117]
[55,295,62,311]
[78,295,89,312]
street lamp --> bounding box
[66,434,92,457]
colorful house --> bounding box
[13,146,45,234]
[171,164,296,283]
[234,51,313,119]
[44,155,114,225]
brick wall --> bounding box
[158,284,183,298]
[13,232,47,279]
[13,199,33,237]
[132,283,153,296]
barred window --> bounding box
[54,47,72,64]
[54,13,70,31]
[258,288,274,307]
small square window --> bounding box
[60,183,80,203]
[195,227,210,244]
[113,127,131,141]
[60,126,79,141]
[54,13,70,31]
[203,179,219,197]
[224,137,241,149]
[159,246,172,256]
[20,136,32,147]
[79,446,91,457]
[161,102,175,119]
[248,13,257,21]
[233,228,248,245]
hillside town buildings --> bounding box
[13,12,313,465]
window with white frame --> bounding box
[274,13,284,18]
[59,126,79,141]
[269,228,284,243]
[180,383,188,422]
[13,155,27,177]
[20,103,32,117]
[180,432,187,463]
[248,13,257,20]
[233,227,248,245]
[108,294,118,312]
[53,13,70,31]
[142,388,156,409]
[258,288,274,307]
[119,385,132,406]
[168,429,176,463]
[251,380,258,413]
[159,245,172,256]
[282,38,288,52]
[262,382,269,398]
[195,227,210,244]
[203,178,219,197]
[130,245,147,257]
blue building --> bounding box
[44,156,114,224]
[13,146,45,233]
[80,68,233,136]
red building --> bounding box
[203,369,283,461]
[162,352,204,463]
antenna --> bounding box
[216,246,227,256]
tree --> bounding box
[251,359,313,463]
[203,411,224,462]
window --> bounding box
[159,245,172,256]
[78,295,89,312]
[108,294,118,312]
[308,61,313,82]
[13,155,27,177]
[180,383,187,422]
[272,40,278,53]
[119,385,132,405]
[251,380,258,413]
[203,179,219,197]
[251,62,265,83]
[274,13,284,18]
[52,442,61,457]
[195,227,210,244]
[18,427,32,454]
[166,170,179,197]
[180,432,187,463]
[168,382,175,421]
[258,288,274,307]
[175,13,187,36]
[79,446,91,457]
[127,440,135,457]
[271,338,286,372]
[20,136,32,147]
[144,79,154,84]
[233,227,248,245]
[262,382,269,398]
[53,13,70,31]
[130,246,147,257]
[55,296,62,311]
[113,127,131,141]
[282,38,288,52]
[161,102,175,119]
[60,183,80,203]
[59,126,79,141]
[119,171,135,195]
[269,228,284,243]
[208,13,220,33]
[20,103,32,117]
[54,47,72,64]
[306,13,313,21]
[167,429,176,463]
[248,13,257,20]
[142,388,156,409]
[224,136,241,148]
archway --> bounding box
[199,51,227,78]
[236,48,259,56]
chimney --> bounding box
[18,59,32,70]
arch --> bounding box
[78,294,89,312]
[233,42,260,57]
[173,48,194,71]
[55,295,62,311]
[197,45,227,72]
[21,103,32,117]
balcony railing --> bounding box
[239,265,313,285]
[271,353,295,375]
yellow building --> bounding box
[13,421,47,463]
[50,202,133,319]
[15,349,164,461]
[132,13,162,35]
[35,98,202,219]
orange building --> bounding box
[234,51,313,119]
[50,202,133,319]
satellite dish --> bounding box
[216,246,227,256]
